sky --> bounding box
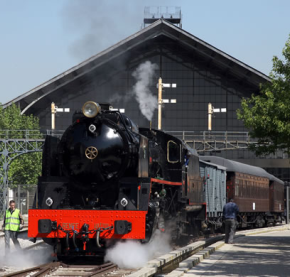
[0,0,289,104]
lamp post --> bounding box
[208,103,227,131]
[51,102,70,130]
[157,77,177,130]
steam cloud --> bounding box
[0,245,53,274]
[62,0,143,60]
[105,230,171,269]
[62,0,177,60]
[132,61,158,121]
[108,92,132,104]
[108,61,158,121]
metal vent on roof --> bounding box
[143,7,182,28]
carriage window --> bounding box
[167,140,180,163]
[235,185,239,197]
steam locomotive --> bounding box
[28,101,284,258]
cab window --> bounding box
[167,140,180,163]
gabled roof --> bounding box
[4,19,271,114]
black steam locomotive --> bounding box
[28,101,284,258]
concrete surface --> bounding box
[184,229,290,277]
[128,225,289,277]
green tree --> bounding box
[237,35,290,156]
[0,103,42,189]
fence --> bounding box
[0,129,64,139]
[6,185,36,215]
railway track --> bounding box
[4,261,118,277]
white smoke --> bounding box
[62,0,177,61]
[0,245,54,274]
[108,91,133,104]
[132,61,158,121]
[105,230,171,269]
[108,61,158,121]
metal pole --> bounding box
[17,185,20,212]
[51,102,56,130]
[287,185,289,224]
[27,189,30,213]
[208,103,213,131]
[158,77,162,130]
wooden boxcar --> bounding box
[199,160,227,218]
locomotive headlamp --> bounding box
[82,101,101,118]
[120,198,128,207]
[45,197,53,207]
[89,124,96,133]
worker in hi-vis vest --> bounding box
[1,200,24,255]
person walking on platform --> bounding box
[223,198,239,244]
[1,200,24,255]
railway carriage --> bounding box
[269,177,284,216]
[199,160,226,229]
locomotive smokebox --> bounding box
[59,115,131,190]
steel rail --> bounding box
[5,262,118,277]
[4,262,59,277]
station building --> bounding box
[4,10,289,181]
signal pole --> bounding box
[158,78,162,130]
[208,103,227,131]
[208,103,213,131]
[157,77,177,130]
[51,102,56,130]
[51,102,70,130]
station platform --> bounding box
[185,227,290,277]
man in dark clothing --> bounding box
[1,200,24,255]
[223,199,239,244]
